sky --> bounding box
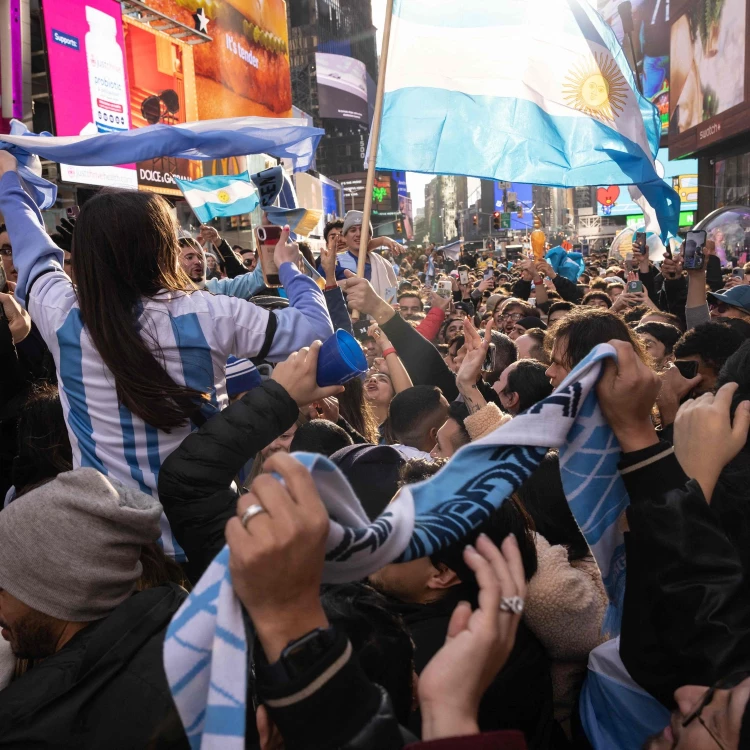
[370,0,432,211]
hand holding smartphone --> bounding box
[255,225,283,287]
[683,230,707,271]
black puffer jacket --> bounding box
[158,380,299,583]
[618,442,750,708]
[0,584,188,749]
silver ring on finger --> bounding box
[499,596,524,615]
[240,503,267,530]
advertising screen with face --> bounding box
[669,0,748,157]
[596,149,698,216]
[43,0,137,189]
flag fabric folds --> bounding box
[164,343,631,748]
[174,172,259,224]
[376,0,680,240]
[0,117,324,210]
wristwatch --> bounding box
[261,627,338,685]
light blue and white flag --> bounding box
[164,343,633,748]
[174,172,259,224]
[376,0,680,240]
[580,638,670,749]
[0,117,323,210]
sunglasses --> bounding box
[681,670,750,749]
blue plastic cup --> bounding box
[317,329,368,387]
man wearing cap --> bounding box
[685,263,750,329]
[0,469,186,747]
[328,211,398,300]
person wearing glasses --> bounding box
[0,224,17,287]
[493,297,536,337]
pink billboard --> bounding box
[43,0,137,189]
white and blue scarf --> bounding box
[0,117,323,210]
[164,343,630,749]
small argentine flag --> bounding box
[174,172,260,224]
[376,0,680,239]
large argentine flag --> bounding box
[376,0,680,239]
[174,172,259,224]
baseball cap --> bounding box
[707,286,750,314]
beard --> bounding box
[5,609,62,660]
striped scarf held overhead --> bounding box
[164,343,631,749]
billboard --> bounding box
[597,148,698,216]
[315,52,368,122]
[599,0,671,134]
[43,0,137,189]
[669,0,748,157]
[123,18,201,195]
[493,182,533,230]
[144,0,292,118]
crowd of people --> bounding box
[2,144,750,749]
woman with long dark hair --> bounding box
[0,153,333,558]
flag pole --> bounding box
[352,0,395,318]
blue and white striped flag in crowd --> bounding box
[174,172,259,224]
[0,117,323,210]
[376,0,680,240]
[164,344,632,749]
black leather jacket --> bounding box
[618,442,750,708]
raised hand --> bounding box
[273,225,300,268]
[418,534,527,740]
[271,341,344,407]
[674,382,750,502]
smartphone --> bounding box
[733,267,745,279]
[481,342,496,373]
[484,266,494,280]
[633,232,647,255]
[458,267,470,285]
[627,280,644,293]
[255,225,283,287]
[625,251,634,272]
[683,230,707,270]
[674,360,699,379]
[0,263,6,295]
[437,280,452,299]
[66,205,80,219]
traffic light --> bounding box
[492,211,501,231]
[472,214,478,226]
[533,214,542,229]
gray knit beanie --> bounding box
[0,468,162,622]
[342,210,373,237]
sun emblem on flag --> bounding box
[562,53,628,123]
[216,189,231,204]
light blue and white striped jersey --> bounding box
[2,172,334,559]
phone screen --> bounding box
[627,280,644,293]
[684,230,707,270]
[255,225,283,287]
[634,232,647,254]
[459,269,469,285]
[674,360,699,379]
[482,342,496,372]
